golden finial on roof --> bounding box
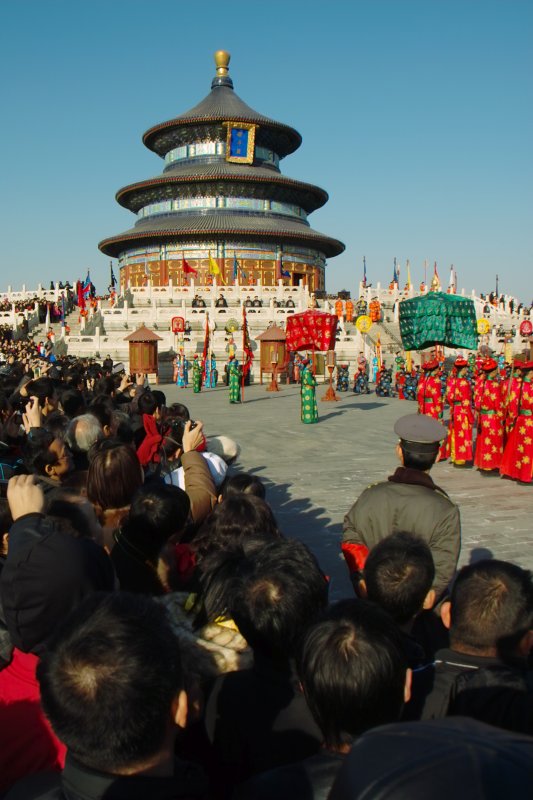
[214,50,231,77]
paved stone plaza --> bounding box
[161,380,532,601]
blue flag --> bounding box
[82,271,91,295]
[280,255,290,278]
[233,253,239,281]
[393,258,399,285]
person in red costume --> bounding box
[500,361,533,483]
[501,363,523,439]
[417,359,448,461]
[445,357,474,466]
[473,358,505,473]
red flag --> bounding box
[183,255,197,276]
[202,313,210,368]
[242,306,254,378]
[77,280,86,312]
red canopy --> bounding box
[285,310,338,352]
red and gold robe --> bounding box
[417,374,448,460]
[474,377,504,470]
[500,379,533,483]
[446,376,474,464]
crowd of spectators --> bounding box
[0,334,531,799]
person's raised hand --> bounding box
[22,396,42,432]
[7,474,45,520]
[181,420,204,453]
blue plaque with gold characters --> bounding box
[224,121,257,164]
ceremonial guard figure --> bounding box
[500,361,533,483]
[175,351,189,388]
[336,364,350,392]
[191,355,203,394]
[474,358,504,473]
[403,370,418,401]
[204,354,218,388]
[353,366,370,394]
[227,355,241,404]
[371,355,379,383]
[501,363,521,438]
[395,367,407,399]
[300,358,318,423]
[375,365,393,397]
[417,360,444,420]
[445,357,474,465]
[417,358,448,460]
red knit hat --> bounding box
[422,359,439,371]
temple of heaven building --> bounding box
[99,51,344,291]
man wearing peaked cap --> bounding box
[342,413,461,601]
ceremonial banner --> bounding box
[399,292,478,351]
[285,310,338,352]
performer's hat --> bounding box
[481,358,498,371]
[514,359,533,370]
[394,413,448,453]
[422,358,439,371]
[454,357,468,369]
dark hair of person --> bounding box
[220,472,266,500]
[93,376,115,397]
[192,495,280,563]
[45,489,96,540]
[364,532,435,624]
[450,560,533,658]
[43,410,69,439]
[63,370,85,390]
[118,483,190,561]
[112,412,135,446]
[22,429,60,476]
[37,592,184,772]
[60,388,85,419]
[87,443,143,512]
[151,390,166,410]
[137,390,158,417]
[166,402,190,422]
[30,377,57,408]
[88,399,114,432]
[229,538,329,660]
[399,442,439,471]
[299,599,408,748]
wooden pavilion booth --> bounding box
[124,324,163,383]
[256,325,287,384]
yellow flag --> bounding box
[209,254,225,284]
[406,260,412,288]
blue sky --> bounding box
[1,0,531,301]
